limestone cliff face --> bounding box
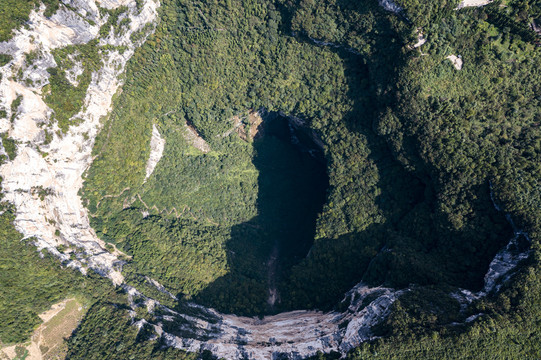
[0,1,531,359]
[0,0,159,284]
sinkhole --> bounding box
[194,112,330,315]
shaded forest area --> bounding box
[0,0,539,358]
[82,0,540,320]
[82,0,428,315]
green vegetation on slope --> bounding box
[66,302,197,360]
[0,3,133,133]
[0,209,76,344]
[45,41,103,132]
[315,247,541,359]
[82,0,421,315]
[0,150,125,347]
[0,0,539,358]
[0,0,60,42]
[80,0,540,318]
[0,165,116,345]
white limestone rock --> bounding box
[447,54,463,70]
[0,0,158,286]
[457,0,493,9]
[145,124,165,181]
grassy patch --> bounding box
[39,299,86,359]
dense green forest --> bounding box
[0,0,540,358]
[79,0,541,318]
[0,0,60,42]
[82,0,417,314]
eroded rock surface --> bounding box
[0,1,532,360]
[145,124,165,180]
[457,0,493,9]
[447,54,463,70]
[0,0,159,285]
[379,0,402,13]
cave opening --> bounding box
[254,112,328,260]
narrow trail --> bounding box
[93,187,131,210]
[0,0,534,359]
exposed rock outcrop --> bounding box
[0,0,159,285]
[456,0,493,9]
[145,124,165,181]
[447,54,463,70]
[0,1,532,360]
[379,0,402,13]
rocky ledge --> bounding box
[0,0,531,359]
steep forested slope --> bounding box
[0,0,539,358]
[81,0,540,319]
[0,158,119,347]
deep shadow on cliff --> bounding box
[193,112,329,316]
[191,2,513,316]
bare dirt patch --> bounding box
[183,122,210,153]
[248,111,264,140]
[0,299,85,360]
[221,110,264,142]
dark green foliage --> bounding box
[503,0,541,24]
[105,210,230,298]
[0,0,60,42]
[42,0,60,17]
[1,134,17,160]
[0,54,12,66]
[24,50,39,65]
[484,3,539,42]
[284,229,385,310]
[379,5,541,250]
[45,42,102,132]
[374,287,463,338]
[99,6,130,38]
[396,0,459,26]
[130,23,154,43]
[0,0,36,42]
[0,0,539,358]
[82,0,408,314]
[342,254,541,359]
[10,94,22,122]
[66,302,197,360]
[81,0,540,318]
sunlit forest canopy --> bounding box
[79,0,540,317]
[0,0,539,358]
